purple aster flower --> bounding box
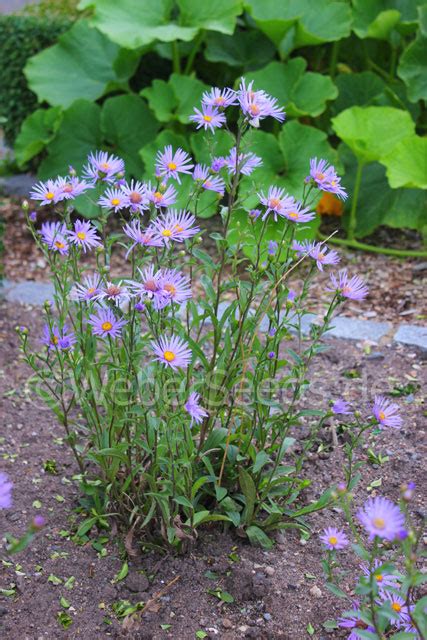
[268,240,278,256]
[211,156,227,172]
[202,87,237,109]
[268,327,277,337]
[40,221,69,255]
[379,592,411,629]
[156,269,192,309]
[98,187,127,212]
[226,147,262,176]
[30,179,62,205]
[249,208,262,220]
[42,324,76,350]
[70,273,102,302]
[283,201,316,224]
[0,472,13,509]
[32,515,45,529]
[189,104,226,132]
[267,351,276,359]
[67,220,101,253]
[372,395,402,429]
[258,186,295,221]
[309,158,347,200]
[95,281,132,307]
[156,145,194,184]
[193,164,225,195]
[328,270,369,301]
[120,180,149,213]
[134,301,145,312]
[338,605,375,639]
[55,176,91,200]
[146,182,177,208]
[127,265,163,303]
[88,308,127,339]
[401,610,420,636]
[287,289,297,303]
[123,220,163,257]
[184,392,208,426]
[152,209,200,243]
[331,399,353,415]
[237,78,285,128]
[397,528,409,540]
[360,559,401,593]
[83,151,125,184]
[151,334,192,370]
[320,526,349,550]
[29,211,37,222]
[292,240,340,271]
[357,496,405,541]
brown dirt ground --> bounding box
[0,300,426,640]
[1,199,427,325]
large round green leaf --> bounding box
[204,29,275,69]
[141,80,177,123]
[39,100,101,179]
[101,95,159,177]
[243,0,352,49]
[383,189,427,230]
[142,74,209,125]
[245,59,337,118]
[79,0,197,48]
[14,107,63,167]
[398,34,427,103]
[331,106,415,164]
[383,135,427,189]
[331,72,386,114]
[24,20,134,108]
[352,0,421,39]
[177,0,242,35]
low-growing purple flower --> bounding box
[379,592,411,629]
[98,187,127,212]
[320,526,349,550]
[146,182,177,208]
[67,220,101,253]
[185,392,208,426]
[226,147,262,176]
[83,151,125,184]
[70,273,102,302]
[88,308,127,339]
[123,220,163,257]
[328,270,369,301]
[202,87,237,109]
[238,78,285,127]
[357,496,405,541]
[372,395,402,429]
[331,399,353,415]
[42,324,76,350]
[360,559,401,592]
[156,145,194,184]
[309,158,347,200]
[338,604,375,640]
[152,209,200,243]
[0,472,13,509]
[30,179,61,205]
[40,221,69,255]
[189,105,226,132]
[151,334,192,370]
[120,180,149,213]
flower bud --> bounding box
[95,246,105,255]
[32,515,46,530]
[29,211,37,222]
[178,250,186,257]
[22,199,29,212]
[44,300,52,311]
[401,482,415,501]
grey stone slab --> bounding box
[394,324,427,351]
[0,280,54,305]
[324,316,392,342]
[0,173,36,198]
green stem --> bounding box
[348,160,363,241]
[184,30,204,75]
[318,233,427,258]
[329,40,340,78]
[172,41,181,74]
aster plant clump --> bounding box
[19,78,391,551]
[320,485,426,639]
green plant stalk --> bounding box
[317,233,427,258]
[329,40,340,78]
[172,41,181,74]
[184,30,204,75]
[348,160,364,241]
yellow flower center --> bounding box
[154,191,163,201]
[167,162,177,170]
[269,197,281,209]
[46,191,55,200]
[318,252,325,260]
[378,410,386,421]
[331,180,336,186]
[288,212,299,219]
[101,321,113,331]
[373,517,385,529]
[214,97,225,105]
[203,115,213,122]
[376,574,383,582]
[249,103,260,116]
[87,287,95,294]
[164,350,176,362]
[77,231,86,240]
[328,536,338,546]
[55,240,65,249]
[52,335,59,344]
[100,162,110,170]
[111,198,120,206]
[162,229,172,237]
[391,602,401,613]
[164,284,177,296]
[174,225,184,232]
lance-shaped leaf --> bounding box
[14,107,63,167]
[25,20,135,108]
[245,59,337,118]
[398,34,427,103]
[331,106,415,165]
[382,135,427,189]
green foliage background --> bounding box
[6,0,427,239]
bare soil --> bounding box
[0,300,426,639]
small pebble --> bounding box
[309,585,322,598]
